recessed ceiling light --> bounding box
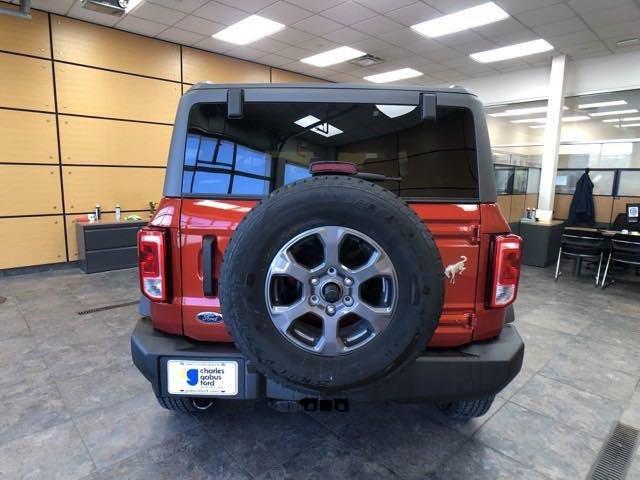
[528,125,546,129]
[603,116,640,123]
[511,118,546,124]
[294,115,343,137]
[490,106,548,117]
[489,106,568,117]
[301,46,366,67]
[364,68,422,83]
[562,116,590,122]
[411,2,509,38]
[470,39,553,63]
[212,15,285,45]
[578,100,627,109]
[621,123,640,127]
[589,109,639,117]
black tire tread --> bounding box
[156,395,198,413]
[438,395,495,419]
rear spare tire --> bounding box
[220,175,444,395]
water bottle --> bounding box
[115,204,121,221]
[94,204,101,221]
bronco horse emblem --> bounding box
[444,256,467,284]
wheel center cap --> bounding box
[322,282,342,303]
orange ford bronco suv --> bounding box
[131,83,524,418]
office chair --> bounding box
[554,230,606,286]
[601,233,640,288]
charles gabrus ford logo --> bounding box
[184,366,226,387]
[186,368,199,386]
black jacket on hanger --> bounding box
[568,170,595,226]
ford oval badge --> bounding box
[196,312,223,324]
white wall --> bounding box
[454,50,640,106]
[459,67,551,105]
[565,50,640,96]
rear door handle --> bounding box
[202,236,217,297]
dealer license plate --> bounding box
[167,360,238,396]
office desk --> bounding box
[518,220,565,267]
[76,220,147,273]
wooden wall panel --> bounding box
[51,16,180,81]
[65,211,149,260]
[0,216,65,269]
[59,116,171,167]
[553,194,571,220]
[0,53,54,111]
[524,194,538,210]
[0,9,50,58]
[594,196,614,225]
[182,48,270,84]
[0,165,62,216]
[509,195,526,222]
[271,68,322,83]
[553,195,613,224]
[496,195,512,222]
[63,166,165,213]
[55,63,181,123]
[0,110,58,164]
[612,196,639,222]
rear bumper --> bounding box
[131,316,524,402]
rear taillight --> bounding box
[138,227,169,302]
[489,234,522,308]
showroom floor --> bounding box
[0,264,639,480]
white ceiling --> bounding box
[15,0,640,85]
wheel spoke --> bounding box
[317,226,346,268]
[352,302,393,334]
[270,300,308,333]
[316,315,341,355]
[349,250,394,283]
[270,250,311,284]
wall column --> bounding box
[538,55,567,213]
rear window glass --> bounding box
[183,102,478,199]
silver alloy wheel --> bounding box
[265,226,398,356]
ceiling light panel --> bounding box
[364,68,422,83]
[489,106,568,117]
[589,109,639,117]
[578,100,627,109]
[411,2,509,38]
[470,39,553,63]
[603,116,640,123]
[622,123,640,127]
[511,118,546,124]
[562,116,590,122]
[301,46,366,67]
[213,15,285,46]
[490,106,549,117]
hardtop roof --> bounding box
[186,81,475,97]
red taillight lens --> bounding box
[490,234,522,308]
[138,227,168,302]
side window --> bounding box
[182,134,272,196]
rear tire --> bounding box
[437,395,495,419]
[155,395,213,413]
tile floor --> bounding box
[0,263,639,480]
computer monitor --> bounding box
[627,203,639,226]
